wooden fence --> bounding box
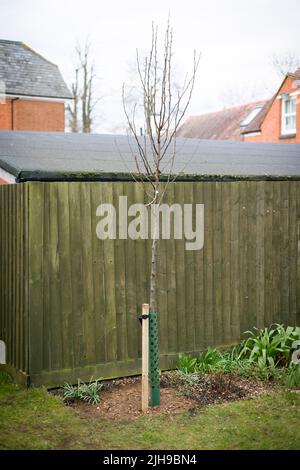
[0,181,299,386]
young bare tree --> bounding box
[124,56,183,136]
[122,20,200,313]
[67,41,98,133]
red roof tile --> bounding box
[177,100,269,141]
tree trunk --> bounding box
[150,204,158,312]
[150,237,158,312]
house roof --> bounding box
[0,39,72,99]
[0,131,299,182]
[242,67,300,135]
[176,101,269,141]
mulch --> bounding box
[65,371,275,421]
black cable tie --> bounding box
[138,314,149,325]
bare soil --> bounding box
[66,372,275,421]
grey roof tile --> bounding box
[0,39,72,99]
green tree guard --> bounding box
[149,312,160,406]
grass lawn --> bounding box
[0,383,299,450]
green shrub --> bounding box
[178,348,251,375]
[176,370,203,385]
[178,353,199,374]
[279,363,300,389]
[0,370,13,384]
[197,347,223,373]
[177,325,300,388]
[238,324,300,368]
[178,348,224,374]
[63,378,103,405]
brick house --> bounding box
[0,40,72,134]
[177,68,300,143]
[243,68,300,142]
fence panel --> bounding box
[0,183,29,384]
[4,180,299,386]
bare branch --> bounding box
[122,19,200,312]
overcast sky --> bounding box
[1,0,299,133]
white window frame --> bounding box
[281,95,296,135]
[240,106,263,128]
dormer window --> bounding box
[240,106,263,127]
[281,95,296,135]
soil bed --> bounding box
[65,371,275,421]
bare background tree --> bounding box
[67,41,99,133]
[67,68,80,132]
[271,51,300,78]
[123,20,200,313]
[217,51,300,110]
[219,81,269,108]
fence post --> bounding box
[141,303,149,412]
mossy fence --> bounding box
[0,181,299,387]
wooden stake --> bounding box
[141,303,149,412]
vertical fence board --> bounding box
[23,183,29,374]
[91,184,107,363]
[289,182,297,325]
[11,186,16,368]
[42,184,51,371]
[114,182,128,361]
[165,184,178,353]
[264,183,274,326]
[124,184,138,360]
[212,182,223,346]
[272,182,281,324]
[255,182,265,329]
[239,183,248,335]
[133,183,145,358]
[7,184,11,365]
[57,184,74,370]
[28,184,44,375]
[222,183,232,344]
[203,183,214,347]
[184,183,196,352]
[80,184,97,366]
[280,182,290,327]
[16,185,21,369]
[68,183,85,367]
[193,183,205,350]
[102,183,117,363]
[247,182,258,330]
[157,221,168,354]
[174,183,187,352]
[230,182,241,341]
[49,184,63,370]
